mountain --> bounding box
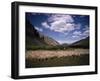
[70,37,89,48]
[60,43,70,48]
[26,19,59,49]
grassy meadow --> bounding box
[25,47,89,68]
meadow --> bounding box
[25,48,89,68]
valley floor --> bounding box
[25,49,89,68]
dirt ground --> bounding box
[26,49,89,59]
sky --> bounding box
[26,12,89,44]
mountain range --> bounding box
[26,19,59,49]
[26,19,89,49]
[70,37,89,48]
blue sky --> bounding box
[26,12,89,44]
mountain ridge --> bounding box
[26,19,59,50]
[70,37,89,48]
[26,19,89,49]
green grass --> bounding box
[26,45,66,50]
[26,45,88,51]
[26,54,89,68]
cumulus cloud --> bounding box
[41,22,50,28]
[50,21,75,32]
[82,25,89,37]
[72,26,89,39]
[34,26,43,32]
[41,14,88,39]
[72,35,79,38]
[41,14,80,33]
[72,31,82,38]
[48,14,74,23]
[73,31,82,35]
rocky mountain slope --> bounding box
[26,19,59,50]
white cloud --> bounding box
[72,27,89,39]
[63,32,69,36]
[34,26,43,32]
[41,22,50,28]
[73,31,82,35]
[72,31,82,38]
[82,25,89,37]
[72,35,79,38]
[50,20,75,32]
[48,14,74,23]
[42,14,77,33]
[41,14,85,34]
